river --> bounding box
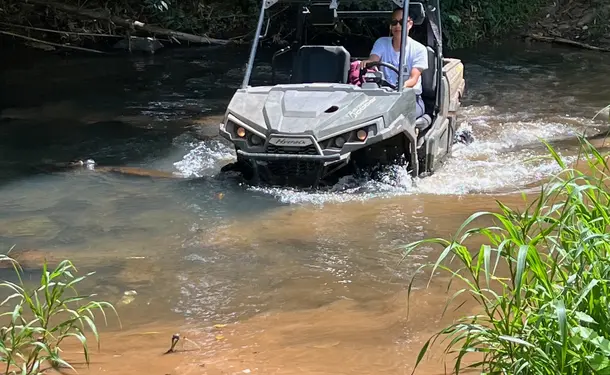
[0,40,609,374]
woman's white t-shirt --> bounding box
[370,36,428,95]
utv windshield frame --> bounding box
[241,0,443,94]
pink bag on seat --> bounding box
[348,61,362,86]
[348,60,376,86]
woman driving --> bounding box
[360,8,428,117]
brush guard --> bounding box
[236,149,346,188]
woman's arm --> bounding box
[403,67,424,88]
[403,44,428,88]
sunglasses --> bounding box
[390,17,411,26]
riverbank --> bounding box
[524,0,610,51]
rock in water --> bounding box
[113,36,164,54]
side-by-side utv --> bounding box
[219,0,466,188]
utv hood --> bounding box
[225,84,414,140]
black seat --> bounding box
[415,46,437,131]
[291,45,351,84]
[420,46,437,111]
[408,3,437,131]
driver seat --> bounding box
[414,46,437,132]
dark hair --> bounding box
[392,7,413,20]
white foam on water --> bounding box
[246,116,582,204]
[172,104,594,205]
[173,139,235,178]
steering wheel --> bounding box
[361,61,401,90]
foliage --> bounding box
[402,136,610,374]
[0,0,560,50]
[0,253,119,375]
[439,0,548,48]
[347,0,552,48]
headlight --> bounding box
[334,136,346,147]
[236,127,246,138]
[356,129,368,141]
[250,134,263,145]
[325,124,376,149]
[224,115,266,146]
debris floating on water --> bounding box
[118,290,138,305]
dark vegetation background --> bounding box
[0,0,608,52]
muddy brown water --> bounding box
[1,41,610,374]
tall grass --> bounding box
[403,137,610,374]
[0,253,120,375]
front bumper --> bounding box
[236,149,343,161]
[219,113,417,185]
[236,148,348,187]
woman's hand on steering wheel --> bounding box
[360,61,400,90]
[363,60,400,75]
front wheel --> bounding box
[220,153,255,180]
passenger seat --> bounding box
[291,45,351,84]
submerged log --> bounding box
[113,36,165,54]
[0,248,60,270]
[524,34,610,52]
[66,161,186,179]
[0,29,106,53]
[91,166,184,179]
[3,160,186,179]
[25,0,231,46]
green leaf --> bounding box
[589,354,610,372]
[574,311,596,324]
[498,335,534,347]
[514,245,528,304]
[448,14,461,24]
[555,299,567,369]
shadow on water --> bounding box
[0,44,253,186]
[1,39,610,374]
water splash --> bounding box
[173,139,235,178]
[168,69,603,205]
[244,114,578,204]
[167,111,585,205]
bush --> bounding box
[403,137,610,374]
[440,0,548,49]
[0,254,119,375]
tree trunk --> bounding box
[25,0,231,45]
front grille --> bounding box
[266,144,319,155]
[266,160,320,176]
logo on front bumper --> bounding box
[268,137,313,146]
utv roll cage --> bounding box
[241,0,444,113]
